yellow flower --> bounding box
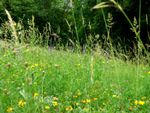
[81,100,86,104]
[93,98,98,101]
[33,92,39,98]
[134,100,138,105]
[86,99,91,103]
[134,100,145,106]
[66,106,73,111]
[73,95,78,98]
[138,101,145,105]
[52,101,58,107]
[6,107,13,112]
[81,99,91,104]
[18,100,26,107]
[45,105,50,110]
[30,64,39,69]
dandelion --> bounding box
[52,101,58,107]
[134,100,138,105]
[6,107,13,112]
[134,100,145,106]
[45,105,50,110]
[86,99,91,103]
[66,106,73,111]
[18,99,26,108]
[33,92,39,98]
[138,101,145,105]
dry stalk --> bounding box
[5,9,18,45]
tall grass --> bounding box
[93,0,150,109]
[0,1,150,112]
[0,1,149,62]
[93,0,149,59]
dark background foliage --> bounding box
[0,0,149,53]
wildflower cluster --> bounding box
[52,101,58,107]
[66,106,73,111]
[27,63,46,72]
[30,63,39,69]
[18,99,26,107]
[6,99,26,112]
[6,107,13,112]
[81,99,91,104]
[134,100,145,106]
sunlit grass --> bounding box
[0,41,150,112]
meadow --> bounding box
[0,41,150,113]
[0,1,150,112]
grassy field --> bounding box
[0,41,150,113]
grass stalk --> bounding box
[70,0,79,43]
[90,55,94,84]
[5,9,19,45]
[110,0,147,56]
